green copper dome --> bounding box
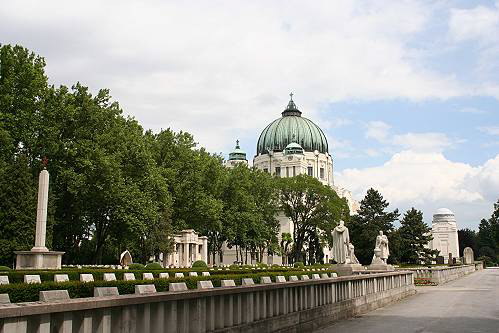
[256,95,329,155]
[229,140,247,161]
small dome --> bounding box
[434,208,454,215]
[228,140,247,161]
[284,142,304,155]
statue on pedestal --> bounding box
[368,230,394,271]
[331,221,349,264]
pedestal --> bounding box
[14,251,65,270]
[368,257,394,271]
[335,263,365,276]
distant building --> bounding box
[217,94,359,265]
[429,208,460,263]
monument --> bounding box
[331,221,363,275]
[368,231,394,271]
[14,166,64,269]
[429,208,459,264]
[120,250,133,267]
[463,247,474,265]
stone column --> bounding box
[32,169,49,252]
[202,237,208,263]
[183,243,190,267]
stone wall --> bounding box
[401,265,475,284]
[0,271,414,333]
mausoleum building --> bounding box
[429,208,460,264]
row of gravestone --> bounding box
[0,273,339,305]
[0,271,212,285]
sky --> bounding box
[1,0,498,229]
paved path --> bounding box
[316,268,499,333]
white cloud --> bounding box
[0,0,466,154]
[478,126,499,136]
[449,3,499,43]
[392,132,454,152]
[336,152,499,228]
[365,121,392,142]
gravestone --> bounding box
[94,287,119,297]
[436,256,445,265]
[80,274,94,282]
[448,253,453,265]
[159,272,169,279]
[463,247,474,264]
[24,275,41,284]
[103,273,116,281]
[312,274,320,280]
[221,279,236,287]
[289,276,299,281]
[39,290,70,302]
[300,275,310,280]
[135,284,156,294]
[197,280,214,289]
[321,273,329,279]
[276,276,286,283]
[54,274,69,283]
[331,273,338,277]
[175,273,184,278]
[169,282,188,291]
[261,276,272,284]
[202,272,210,276]
[0,276,9,285]
[189,272,198,277]
[0,294,10,304]
[143,273,154,280]
[123,273,136,281]
[242,278,254,286]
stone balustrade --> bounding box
[0,271,414,333]
[401,264,476,284]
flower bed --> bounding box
[414,278,437,286]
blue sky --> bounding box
[1,0,498,229]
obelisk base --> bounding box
[14,250,65,270]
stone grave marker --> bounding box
[80,274,94,282]
[331,273,338,277]
[39,290,70,302]
[189,272,198,277]
[312,274,320,279]
[276,276,286,283]
[197,280,214,289]
[202,272,210,276]
[103,273,116,282]
[25,275,41,284]
[175,273,184,278]
[242,278,254,286]
[94,287,119,297]
[135,284,157,295]
[261,276,272,284]
[289,276,299,281]
[159,272,169,279]
[321,273,329,279]
[123,273,135,281]
[0,276,9,285]
[221,279,236,287]
[0,294,10,304]
[300,275,309,280]
[169,282,188,291]
[143,273,154,280]
[54,274,69,283]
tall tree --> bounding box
[348,188,399,265]
[278,175,349,264]
[399,208,438,264]
[458,228,478,257]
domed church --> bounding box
[219,94,359,265]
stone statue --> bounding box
[375,231,389,263]
[331,221,350,264]
[348,243,359,264]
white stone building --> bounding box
[163,229,208,267]
[216,95,359,266]
[429,208,460,263]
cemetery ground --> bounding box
[317,268,499,333]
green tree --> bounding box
[278,175,349,264]
[399,208,438,264]
[349,188,399,265]
[458,228,478,257]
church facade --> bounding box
[216,95,359,266]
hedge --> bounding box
[0,270,336,303]
[0,267,310,284]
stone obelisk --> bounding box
[15,166,64,269]
[32,169,49,252]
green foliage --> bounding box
[0,266,11,271]
[278,175,349,265]
[458,228,478,257]
[192,260,208,268]
[128,263,145,270]
[348,189,399,265]
[145,262,163,269]
[294,261,304,268]
[399,208,439,264]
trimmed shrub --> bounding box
[128,263,145,270]
[192,260,208,268]
[229,264,240,270]
[0,266,11,271]
[294,262,304,268]
[145,262,162,269]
